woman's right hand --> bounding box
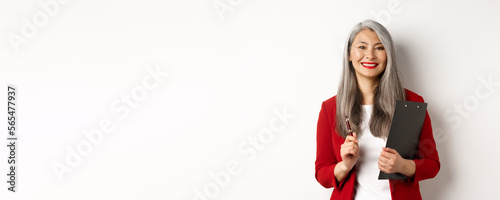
[340,132,359,171]
[334,132,360,183]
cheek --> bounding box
[378,52,387,63]
[350,50,362,61]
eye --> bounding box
[375,46,385,50]
[358,46,366,49]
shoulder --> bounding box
[405,88,425,102]
[322,95,337,111]
[318,95,337,121]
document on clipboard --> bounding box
[378,100,427,180]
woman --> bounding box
[315,20,440,199]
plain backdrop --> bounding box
[0,0,499,199]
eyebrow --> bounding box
[356,41,383,46]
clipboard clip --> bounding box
[405,104,420,108]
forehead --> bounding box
[353,29,382,44]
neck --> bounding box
[357,76,379,105]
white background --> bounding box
[0,0,499,199]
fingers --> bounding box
[378,148,400,173]
[378,154,393,165]
[379,150,391,160]
[344,132,358,144]
[378,155,395,173]
[378,162,391,173]
[380,147,399,158]
[341,142,359,157]
[382,147,396,154]
[343,133,359,150]
[341,134,359,158]
[340,132,360,162]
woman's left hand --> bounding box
[378,147,416,177]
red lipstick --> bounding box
[361,62,378,69]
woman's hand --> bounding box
[334,132,359,183]
[340,132,359,171]
[378,147,416,177]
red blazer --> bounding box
[315,89,440,200]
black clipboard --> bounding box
[378,100,427,180]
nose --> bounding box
[365,49,376,59]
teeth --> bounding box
[362,63,377,67]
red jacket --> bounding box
[315,89,440,200]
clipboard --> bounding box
[378,100,427,180]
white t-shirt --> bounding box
[354,105,391,200]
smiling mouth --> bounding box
[361,62,378,69]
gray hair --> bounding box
[335,19,406,138]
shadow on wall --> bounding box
[396,43,454,200]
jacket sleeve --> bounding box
[408,95,441,183]
[315,101,349,189]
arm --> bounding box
[315,101,339,188]
[334,132,359,182]
[378,147,416,177]
[378,96,440,182]
[333,161,350,183]
[315,101,359,188]
[411,108,440,182]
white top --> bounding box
[354,105,391,200]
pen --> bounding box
[345,116,353,136]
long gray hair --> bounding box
[335,19,405,138]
